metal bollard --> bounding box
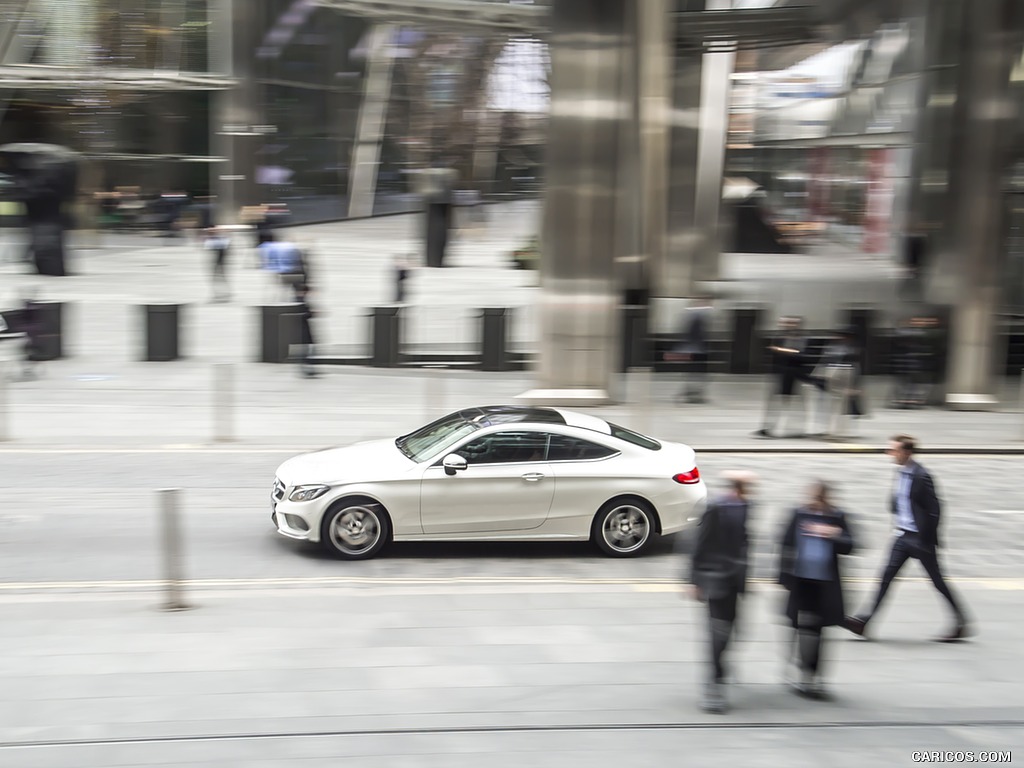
[213,363,235,443]
[1020,369,1024,440]
[158,488,190,611]
[423,364,449,423]
[629,366,653,436]
[278,311,301,364]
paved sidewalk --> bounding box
[0,579,1020,766]
[1,200,1018,452]
[2,359,1023,450]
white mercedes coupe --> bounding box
[271,406,706,560]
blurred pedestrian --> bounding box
[812,327,864,439]
[843,435,971,642]
[204,226,231,303]
[9,289,43,381]
[778,480,855,700]
[755,316,819,438]
[292,284,318,379]
[394,253,412,303]
[891,317,922,408]
[901,227,927,302]
[687,470,755,714]
[669,296,711,405]
[258,232,302,301]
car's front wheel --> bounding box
[320,500,391,560]
[592,498,656,557]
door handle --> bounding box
[521,472,545,482]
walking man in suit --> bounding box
[844,435,971,642]
[687,471,755,714]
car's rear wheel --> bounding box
[592,498,656,557]
[320,501,391,560]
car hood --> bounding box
[276,438,416,486]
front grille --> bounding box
[272,479,286,501]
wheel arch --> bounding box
[320,494,395,542]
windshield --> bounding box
[396,410,483,462]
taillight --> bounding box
[673,467,701,484]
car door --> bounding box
[545,433,621,524]
[420,430,555,534]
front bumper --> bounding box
[271,482,321,542]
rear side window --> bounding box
[547,435,617,462]
[606,422,661,450]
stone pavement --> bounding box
[0,579,1020,766]
[1,200,906,360]
[3,199,1015,453]
[2,208,1022,767]
[2,359,1023,450]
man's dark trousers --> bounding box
[866,532,963,620]
[708,591,739,682]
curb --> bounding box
[694,446,1024,455]
[0,444,1022,455]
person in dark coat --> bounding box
[756,316,819,438]
[901,230,927,301]
[204,227,231,303]
[844,435,971,642]
[813,327,865,438]
[670,297,712,404]
[293,284,317,378]
[687,470,756,713]
[778,480,855,700]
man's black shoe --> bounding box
[936,622,973,643]
[842,616,867,637]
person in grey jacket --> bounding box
[687,471,755,713]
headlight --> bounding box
[288,485,330,502]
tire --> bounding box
[320,501,391,560]
[592,498,657,557]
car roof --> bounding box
[466,406,612,435]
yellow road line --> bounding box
[0,576,1021,592]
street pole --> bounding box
[158,488,190,611]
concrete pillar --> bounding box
[347,25,395,219]
[210,0,260,226]
[692,0,735,287]
[630,0,673,305]
[663,49,702,298]
[940,0,1023,409]
[42,0,96,67]
[662,0,734,298]
[520,0,634,404]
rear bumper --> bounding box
[657,483,707,536]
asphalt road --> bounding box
[3,451,1022,586]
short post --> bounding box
[213,363,235,443]
[424,364,449,423]
[278,311,301,364]
[158,488,190,611]
[1019,369,1024,440]
[630,366,653,435]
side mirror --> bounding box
[442,454,467,476]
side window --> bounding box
[547,434,616,462]
[456,431,549,465]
